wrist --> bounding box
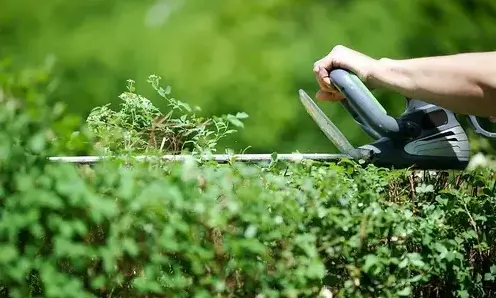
[368,58,416,96]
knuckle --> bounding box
[315,45,349,69]
[330,44,346,54]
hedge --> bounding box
[1,64,496,298]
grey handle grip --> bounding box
[329,68,401,138]
[468,115,496,139]
[340,100,382,140]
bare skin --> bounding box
[313,45,496,117]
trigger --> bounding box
[403,121,421,138]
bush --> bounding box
[1,63,496,298]
[85,75,249,156]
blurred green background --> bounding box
[2,0,496,154]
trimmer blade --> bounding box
[299,89,363,159]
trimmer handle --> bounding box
[329,68,403,139]
[340,98,382,140]
[468,115,496,139]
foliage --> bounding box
[1,62,496,298]
[85,74,248,156]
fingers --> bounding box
[313,45,379,103]
[316,90,343,102]
[314,66,334,93]
[313,55,334,89]
[314,65,341,101]
[314,46,342,71]
[313,45,348,99]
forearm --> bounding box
[369,52,496,116]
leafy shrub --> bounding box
[1,62,496,298]
[86,75,249,156]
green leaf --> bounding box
[363,254,380,273]
[307,261,325,279]
[91,275,107,290]
[235,112,249,119]
[122,238,139,256]
[407,253,425,268]
[226,114,244,128]
[434,242,448,257]
[398,258,408,269]
[244,225,257,238]
[410,274,424,283]
[397,287,411,296]
[28,133,46,153]
[177,100,192,112]
[271,152,278,161]
[0,245,18,263]
[457,290,469,298]
[490,264,496,274]
[416,183,434,194]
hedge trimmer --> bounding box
[298,68,496,170]
[50,68,496,170]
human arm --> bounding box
[313,45,496,117]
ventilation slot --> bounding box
[421,130,456,142]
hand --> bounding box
[313,45,381,101]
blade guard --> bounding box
[468,115,496,139]
[329,68,403,139]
